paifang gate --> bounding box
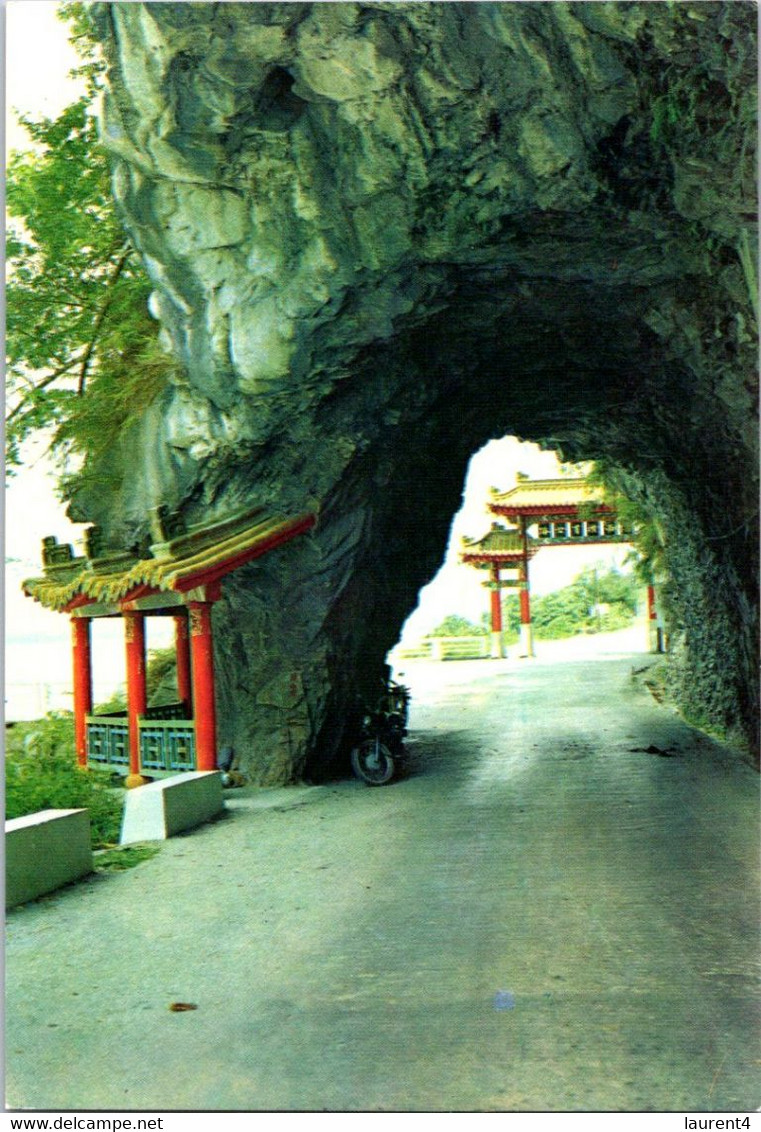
[22,507,316,787]
[460,473,659,659]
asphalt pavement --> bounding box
[6,631,759,1112]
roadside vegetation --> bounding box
[428,565,640,645]
[5,648,180,849]
[5,2,174,489]
[5,714,123,848]
[94,646,179,715]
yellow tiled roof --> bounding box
[490,477,607,511]
[461,524,524,557]
[23,511,316,612]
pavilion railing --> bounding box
[138,716,196,777]
[85,713,129,771]
[86,702,197,777]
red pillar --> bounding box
[647,583,657,623]
[124,612,147,785]
[647,583,664,653]
[189,601,218,772]
[71,617,93,767]
[174,612,192,709]
[519,584,531,625]
[490,565,503,634]
[489,563,504,658]
[519,518,535,658]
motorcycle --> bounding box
[350,677,410,785]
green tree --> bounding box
[586,462,667,587]
[572,565,639,615]
[429,614,486,638]
[532,587,589,637]
[531,565,639,640]
[5,3,173,478]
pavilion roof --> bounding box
[22,509,317,613]
[461,523,525,560]
[490,476,610,515]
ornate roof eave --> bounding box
[489,476,613,518]
[23,510,318,614]
[489,502,616,518]
[460,522,537,567]
[460,551,528,566]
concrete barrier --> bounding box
[120,771,224,845]
[429,636,490,660]
[6,809,93,908]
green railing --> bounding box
[86,703,197,777]
[138,718,196,777]
[86,713,129,771]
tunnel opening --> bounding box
[302,433,653,788]
[386,437,645,670]
[291,234,756,782]
[366,435,664,791]
[290,256,755,784]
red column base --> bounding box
[125,773,152,790]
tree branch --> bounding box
[77,243,133,395]
[5,357,84,425]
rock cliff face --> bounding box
[85,2,757,779]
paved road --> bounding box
[6,638,760,1112]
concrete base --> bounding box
[120,771,224,845]
[518,623,535,658]
[6,809,93,908]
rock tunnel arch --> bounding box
[69,2,757,782]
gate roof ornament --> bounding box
[23,507,317,615]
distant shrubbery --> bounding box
[534,566,639,639]
[429,566,640,643]
[5,713,123,848]
[94,646,178,714]
[428,615,487,638]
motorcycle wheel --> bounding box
[350,738,396,785]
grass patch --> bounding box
[5,713,124,849]
[94,844,161,873]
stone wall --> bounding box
[85,2,757,777]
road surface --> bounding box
[6,635,759,1111]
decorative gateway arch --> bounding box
[22,507,316,787]
[461,473,654,659]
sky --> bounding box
[5,1,148,717]
[4,2,633,718]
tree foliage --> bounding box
[5,3,173,476]
[432,565,639,643]
[586,461,667,586]
[429,614,485,638]
[530,566,638,639]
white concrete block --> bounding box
[120,771,224,845]
[6,809,93,908]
